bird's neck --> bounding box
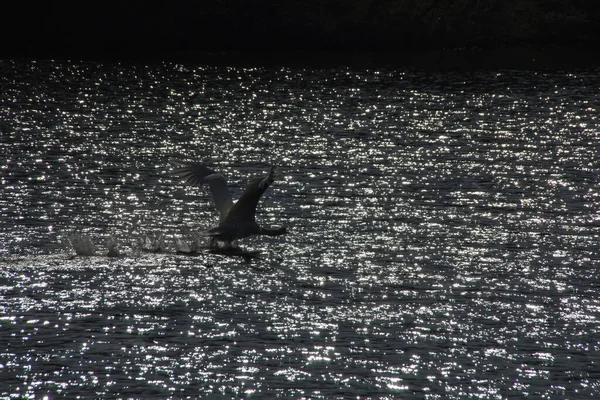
[259,226,287,236]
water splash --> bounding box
[140,233,165,253]
[106,235,120,257]
[68,233,95,256]
[175,236,198,254]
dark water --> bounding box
[1,59,600,398]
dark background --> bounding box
[1,1,599,64]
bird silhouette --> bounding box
[170,160,286,248]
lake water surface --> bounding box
[1,59,600,398]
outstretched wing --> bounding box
[170,159,216,186]
[170,159,234,221]
[205,174,234,222]
[226,166,276,222]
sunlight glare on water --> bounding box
[1,59,600,398]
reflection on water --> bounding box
[1,59,600,398]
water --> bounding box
[1,58,600,398]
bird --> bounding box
[170,159,287,248]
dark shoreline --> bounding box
[3,1,600,70]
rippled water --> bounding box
[1,59,600,398]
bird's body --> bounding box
[171,160,286,248]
